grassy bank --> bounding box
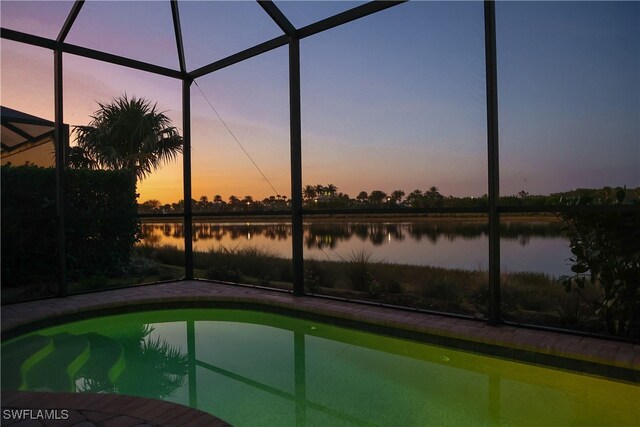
[7,236,597,333]
[125,243,600,332]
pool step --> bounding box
[24,333,90,392]
[78,333,126,389]
[10,333,127,393]
[1,335,53,390]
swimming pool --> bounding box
[2,308,638,426]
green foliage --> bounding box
[1,165,139,290]
[559,190,640,336]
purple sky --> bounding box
[1,1,638,203]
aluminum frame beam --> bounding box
[1,130,55,157]
[484,0,501,325]
[183,79,194,280]
[190,1,407,80]
[171,0,187,74]
[258,1,297,36]
[189,35,289,80]
[57,1,84,44]
[1,28,182,79]
[297,1,407,39]
[63,42,183,79]
[1,28,56,49]
[3,1,408,82]
[0,0,531,331]
[54,50,67,297]
[289,37,304,296]
[2,122,42,143]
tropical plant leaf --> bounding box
[70,95,183,180]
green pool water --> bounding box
[2,309,638,426]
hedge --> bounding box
[1,165,139,288]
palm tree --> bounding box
[406,189,424,208]
[69,95,183,180]
[356,191,369,203]
[426,186,444,206]
[391,190,405,205]
[196,196,211,213]
[369,190,387,206]
[303,185,317,201]
[242,195,254,206]
[78,325,188,399]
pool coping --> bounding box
[2,280,639,384]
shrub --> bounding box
[1,165,139,291]
[1,166,57,288]
[559,191,640,337]
[65,168,139,277]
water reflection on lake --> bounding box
[138,219,571,277]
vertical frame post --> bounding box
[54,49,67,297]
[485,0,501,324]
[289,37,304,296]
[183,78,194,280]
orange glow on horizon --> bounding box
[136,169,292,205]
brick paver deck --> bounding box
[1,390,228,427]
[2,280,639,425]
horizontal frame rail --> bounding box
[189,35,289,79]
[1,28,183,79]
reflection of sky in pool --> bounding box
[3,309,638,426]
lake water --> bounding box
[141,220,571,276]
[139,219,572,278]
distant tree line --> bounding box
[138,184,639,214]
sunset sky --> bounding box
[1,1,638,204]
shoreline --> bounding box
[141,213,561,224]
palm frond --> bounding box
[70,95,183,180]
